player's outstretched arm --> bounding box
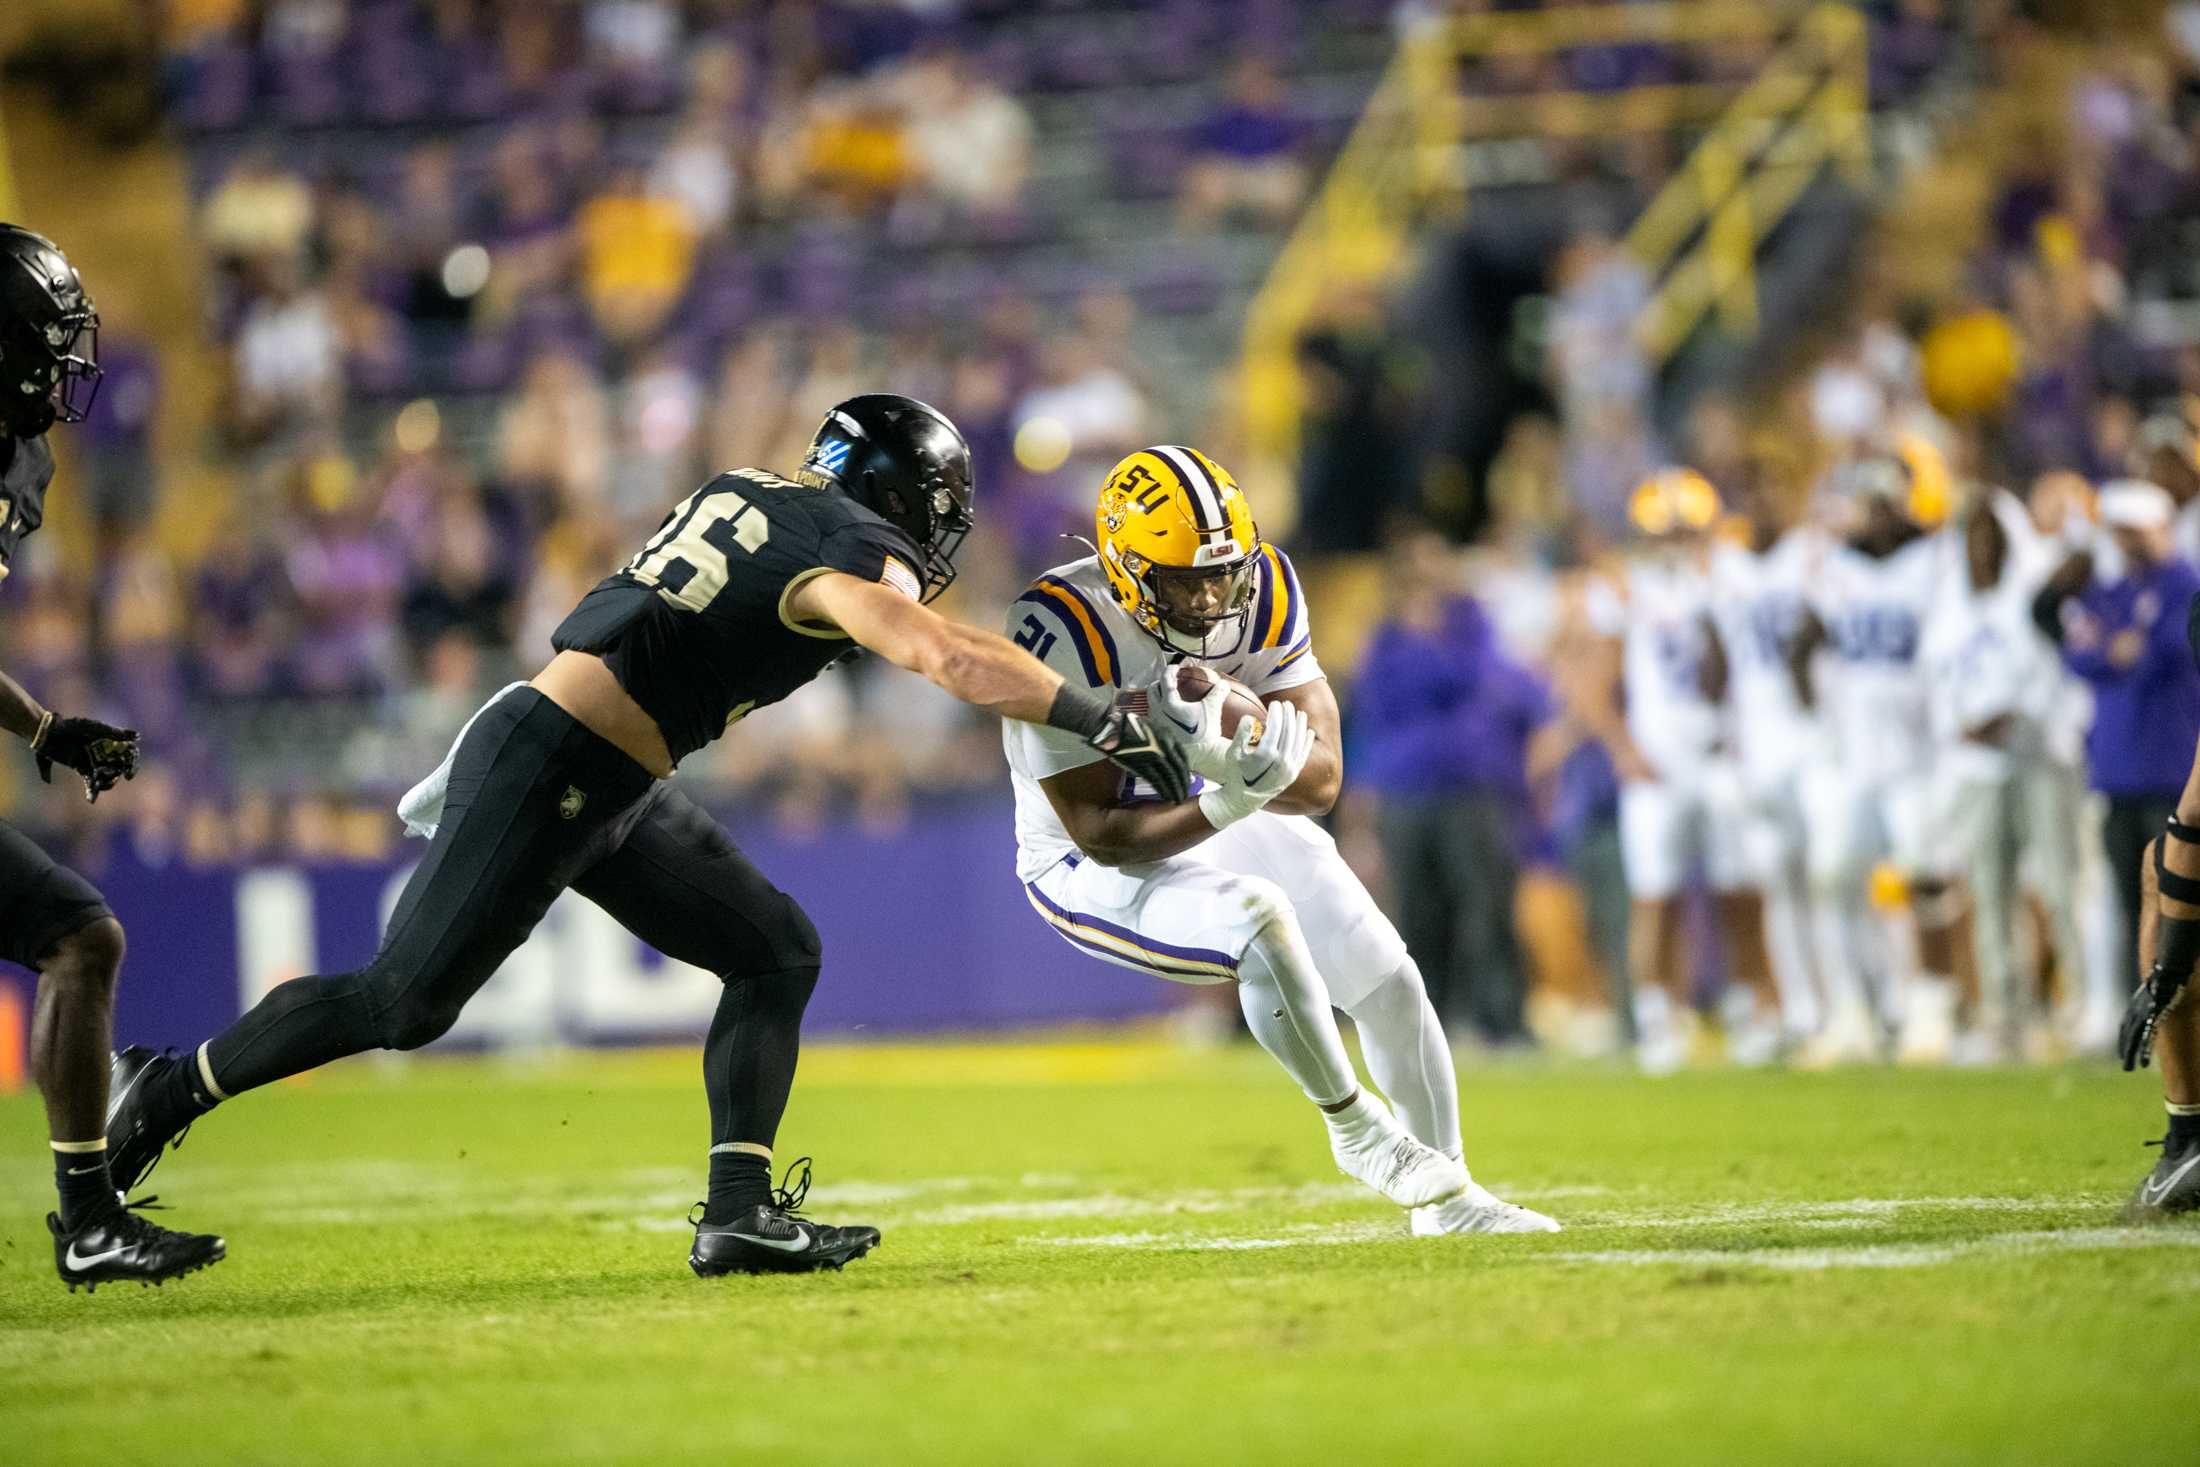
[789,571,1193,800]
[0,664,45,742]
[793,571,1074,722]
[0,664,137,801]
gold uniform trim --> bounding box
[777,565,852,640]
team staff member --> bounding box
[2036,481,2200,999]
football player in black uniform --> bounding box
[108,392,1195,1275]
[0,223,227,1290]
[2116,593,2200,1219]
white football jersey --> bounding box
[1921,571,2059,782]
[1709,529,1829,785]
[1808,532,1949,783]
[1001,549,1324,881]
[1613,551,1724,779]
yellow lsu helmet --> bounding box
[1096,445,1261,656]
[1628,467,1722,538]
[1844,436,1951,527]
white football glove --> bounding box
[1153,670,1236,780]
[1198,698,1315,830]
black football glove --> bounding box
[33,715,140,804]
[2120,960,2192,1071]
[1089,697,1193,805]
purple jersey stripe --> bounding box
[1024,880,1241,971]
[1037,575,1122,682]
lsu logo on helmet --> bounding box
[1096,445,1261,657]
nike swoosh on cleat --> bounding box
[736,1227,815,1253]
[63,1243,127,1271]
[2142,1153,2200,1204]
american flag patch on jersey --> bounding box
[880,557,922,600]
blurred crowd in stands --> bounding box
[2,0,1364,860]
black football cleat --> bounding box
[2124,1132,2200,1222]
[51,1203,225,1292]
[106,1045,195,1193]
[688,1157,880,1276]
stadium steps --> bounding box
[0,64,232,566]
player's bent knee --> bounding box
[45,915,124,981]
[1232,875,1292,936]
[780,896,823,968]
[381,1001,463,1052]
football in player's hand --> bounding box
[1173,664,1265,744]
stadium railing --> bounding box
[1239,1,1866,469]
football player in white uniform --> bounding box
[1600,470,1782,1071]
[1919,487,2060,1061]
[1788,450,1957,1062]
[1707,460,1833,1055]
[1001,446,1557,1235]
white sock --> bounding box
[1809,887,1873,1019]
[1342,960,1462,1160]
[1237,915,1358,1108]
[1762,884,1823,1035]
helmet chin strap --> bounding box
[1158,613,1242,659]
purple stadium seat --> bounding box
[171,42,255,133]
[268,53,351,128]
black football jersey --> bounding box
[553,468,924,762]
[0,434,54,583]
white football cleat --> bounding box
[1325,1093,1471,1207]
[1410,1182,1562,1235]
[1793,1002,1880,1070]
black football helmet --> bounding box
[0,224,100,439]
[797,393,973,602]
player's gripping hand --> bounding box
[33,714,140,804]
[2120,960,2191,1071]
[1198,699,1314,831]
[1046,683,1194,804]
[1088,696,1194,804]
[1155,672,1233,779]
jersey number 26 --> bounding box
[627,485,771,612]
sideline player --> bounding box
[1002,445,1558,1234]
[106,395,1200,1276]
[1707,450,1831,1056]
[2117,590,2200,1218]
[1788,449,1956,1063]
[1600,469,1781,1071]
[0,224,226,1290]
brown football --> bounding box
[1173,664,1265,744]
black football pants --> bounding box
[204,688,822,1150]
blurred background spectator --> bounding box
[1354,523,1549,1048]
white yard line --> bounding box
[1549,1228,2200,1270]
[1017,1223,2200,1265]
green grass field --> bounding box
[3,1037,2198,1465]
